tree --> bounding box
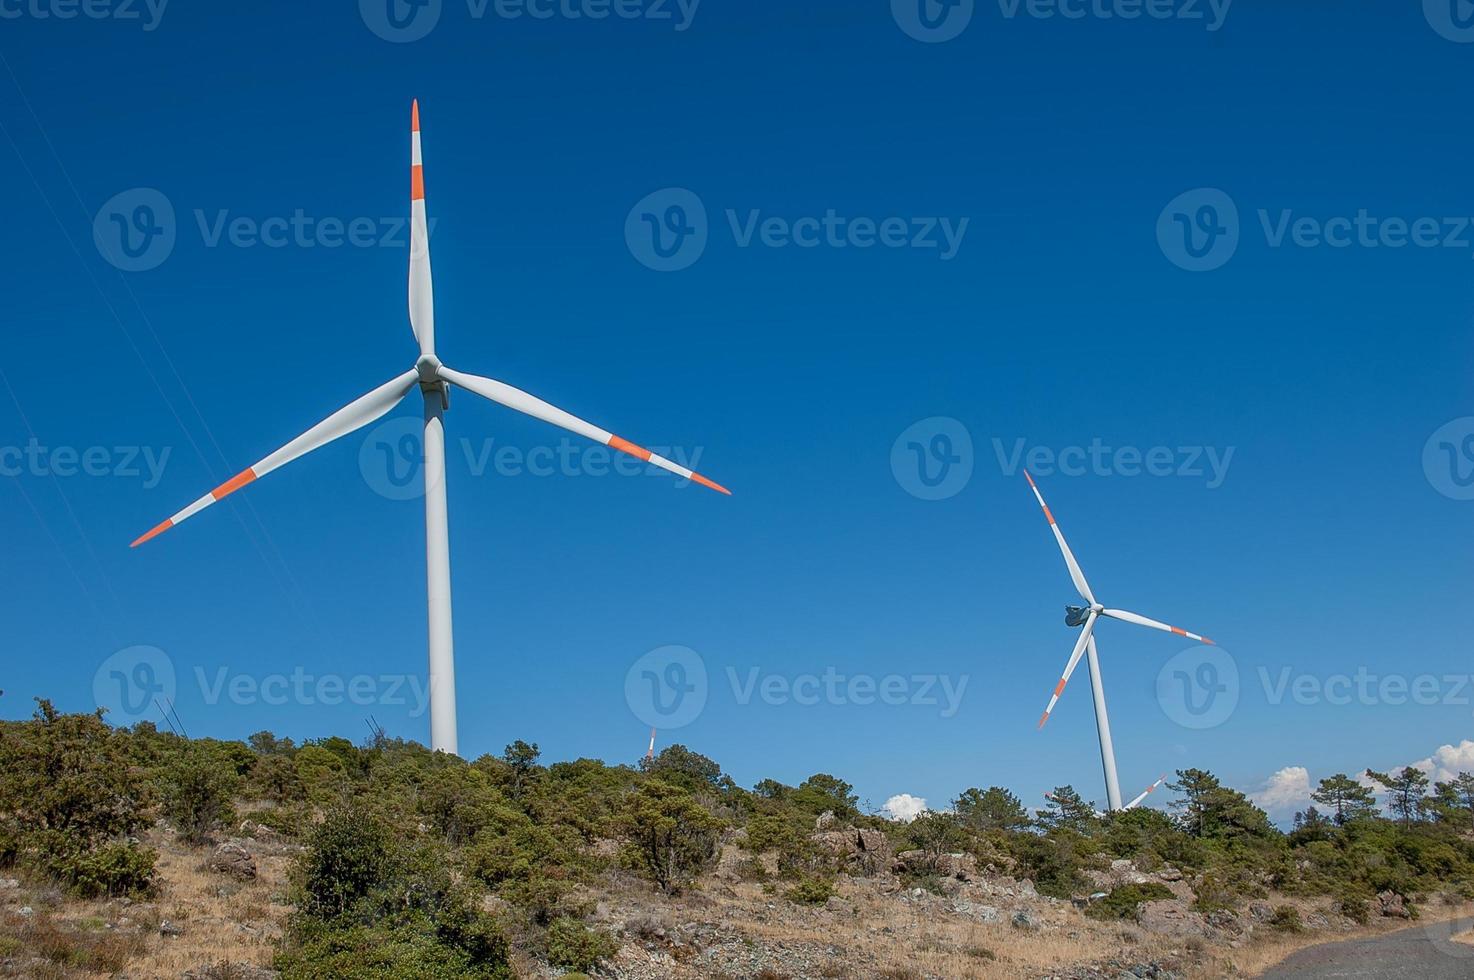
[1037,785,1097,833]
[1431,772,1474,831]
[502,741,541,800]
[641,744,722,794]
[1368,767,1430,827]
[1311,773,1378,825]
[616,782,722,893]
[792,774,859,820]
[1169,769,1221,837]
[162,744,242,844]
[907,811,966,865]
[953,786,1029,832]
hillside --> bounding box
[2,701,1473,979]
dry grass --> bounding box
[0,826,294,979]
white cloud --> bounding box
[1251,766,1313,818]
[1410,741,1474,784]
[882,793,928,823]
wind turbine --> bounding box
[1024,471,1212,811]
[1045,774,1167,817]
[131,102,731,756]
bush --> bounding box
[616,782,722,893]
[0,701,156,896]
[162,745,241,844]
[1269,905,1303,932]
[280,806,512,980]
[296,808,397,921]
[1337,892,1371,924]
[784,875,836,905]
[545,917,617,972]
[1085,883,1175,921]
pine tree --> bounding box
[1311,773,1378,825]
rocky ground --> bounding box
[1,816,1467,979]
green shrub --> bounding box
[1085,882,1174,921]
[784,875,836,905]
[0,702,156,896]
[616,782,722,893]
[1269,905,1303,932]
[1337,892,1371,924]
[296,808,397,921]
[162,745,241,844]
[545,917,617,972]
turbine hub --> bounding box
[415,353,443,384]
[1064,604,1091,628]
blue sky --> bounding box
[1,2,1472,821]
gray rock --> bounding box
[0,879,18,890]
[17,906,33,917]
[823,895,853,914]
[208,841,258,880]
[814,810,837,831]
[1137,899,1210,938]
[1011,909,1040,930]
[952,900,1001,923]
[160,919,182,936]
[1377,890,1410,919]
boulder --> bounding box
[1377,890,1410,919]
[814,810,837,831]
[1010,909,1040,930]
[951,900,1001,923]
[813,828,891,874]
[1157,866,1184,882]
[823,895,853,914]
[1248,901,1275,923]
[1138,899,1210,938]
[208,841,257,880]
[892,850,977,881]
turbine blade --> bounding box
[409,100,434,355]
[132,370,420,546]
[1023,471,1095,604]
[1102,608,1213,645]
[1037,611,1098,729]
[1124,774,1168,811]
[437,365,731,495]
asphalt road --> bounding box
[1261,918,1474,979]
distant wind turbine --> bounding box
[1024,472,1213,811]
[1045,774,1166,818]
[132,102,731,756]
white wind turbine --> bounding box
[132,102,731,756]
[1044,774,1167,817]
[1024,472,1212,812]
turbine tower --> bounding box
[1024,472,1212,811]
[132,102,731,756]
